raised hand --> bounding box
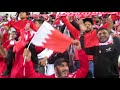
[39,56,48,66]
[23,48,31,62]
[72,40,81,50]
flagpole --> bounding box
[23,42,32,76]
[23,42,31,65]
[22,22,44,76]
[23,24,40,66]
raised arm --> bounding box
[61,16,80,40]
[23,48,50,78]
[72,40,89,78]
[29,20,38,32]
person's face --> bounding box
[97,29,110,43]
[10,32,16,39]
[55,62,69,78]
[84,21,93,31]
[19,12,28,19]
[35,21,41,28]
[102,18,107,24]
[4,26,10,31]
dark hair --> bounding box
[54,58,68,67]
[103,14,110,18]
[83,18,93,25]
[97,28,108,33]
[40,12,49,14]
[5,14,8,15]
[19,12,30,16]
[48,50,69,64]
[60,20,80,38]
[25,12,30,16]
[60,21,80,39]
[71,20,80,30]
[34,16,44,24]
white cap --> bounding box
[9,27,16,34]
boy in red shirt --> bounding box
[1,12,39,76]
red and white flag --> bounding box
[30,21,73,53]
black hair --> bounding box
[5,14,8,15]
[40,12,49,14]
[97,27,109,33]
[34,16,44,24]
[83,18,93,25]
[19,12,30,16]
[54,57,69,67]
[60,20,80,38]
[60,24,66,33]
[71,20,80,30]
[26,12,30,16]
[103,14,110,18]
[48,50,69,65]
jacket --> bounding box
[86,37,120,78]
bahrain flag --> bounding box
[30,21,73,53]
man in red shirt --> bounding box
[61,16,99,78]
[61,16,112,78]
[23,40,89,78]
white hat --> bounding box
[9,27,16,34]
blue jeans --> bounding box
[86,61,94,78]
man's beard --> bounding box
[58,70,69,78]
[85,29,91,33]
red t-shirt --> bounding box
[4,19,38,36]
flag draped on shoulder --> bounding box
[30,21,73,53]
